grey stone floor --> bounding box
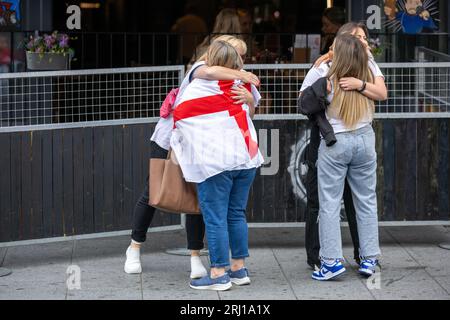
[1,226,449,300]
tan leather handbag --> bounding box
[148,151,201,214]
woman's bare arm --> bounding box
[231,85,256,118]
[192,65,260,87]
[339,76,388,101]
[313,51,333,68]
[361,77,388,101]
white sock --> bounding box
[131,240,142,247]
[322,258,338,266]
[190,256,207,277]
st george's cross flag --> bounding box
[170,79,264,183]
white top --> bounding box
[300,59,384,134]
[151,61,262,150]
[151,61,206,150]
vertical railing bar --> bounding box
[96,33,99,68]
[124,33,127,68]
[138,34,142,66]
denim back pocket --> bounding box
[320,138,346,161]
[362,130,377,160]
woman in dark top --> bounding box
[320,7,346,55]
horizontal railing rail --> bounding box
[416,46,450,62]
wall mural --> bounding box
[287,129,310,205]
[384,0,439,34]
[286,128,347,218]
[0,0,21,29]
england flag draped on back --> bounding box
[170,79,264,183]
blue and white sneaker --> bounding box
[190,273,232,291]
[312,259,346,281]
[359,259,378,277]
[227,268,251,286]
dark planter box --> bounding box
[26,52,71,71]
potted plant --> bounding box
[25,31,75,71]
[369,37,385,63]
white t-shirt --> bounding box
[300,59,384,134]
[151,62,262,150]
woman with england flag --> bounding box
[171,40,263,291]
[124,36,261,283]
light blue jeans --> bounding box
[318,125,380,261]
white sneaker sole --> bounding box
[124,265,142,274]
[312,267,346,281]
[358,268,375,277]
[190,282,232,291]
[231,277,251,286]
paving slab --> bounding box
[433,276,450,295]
[2,241,73,268]
[0,263,69,300]
[70,239,142,300]
[0,226,449,300]
[73,236,131,262]
[385,227,450,278]
[0,286,66,300]
[141,252,218,300]
[66,289,142,300]
[353,229,450,300]
[0,242,72,300]
[386,226,450,244]
[218,248,297,300]
[273,246,374,300]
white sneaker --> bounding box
[124,246,142,274]
[190,256,208,279]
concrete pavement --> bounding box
[1,226,449,300]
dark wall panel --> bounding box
[0,119,449,242]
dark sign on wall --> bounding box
[0,0,21,30]
[384,0,439,34]
[351,0,442,34]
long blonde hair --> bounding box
[328,34,374,129]
[197,35,247,62]
[206,40,244,70]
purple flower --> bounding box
[25,31,73,58]
[26,38,34,49]
[44,35,55,49]
[59,34,69,48]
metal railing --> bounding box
[416,46,450,62]
[378,62,450,114]
[0,66,184,129]
[1,62,450,131]
[246,62,450,115]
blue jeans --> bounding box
[196,168,257,268]
[318,125,380,261]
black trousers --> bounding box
[131,141,205,250]
[304,125,360,266]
